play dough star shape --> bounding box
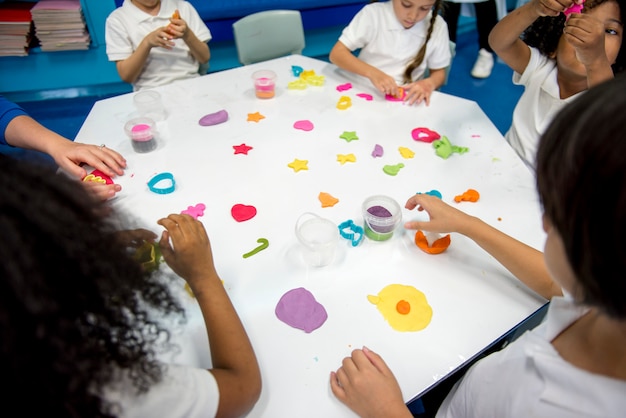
[233,143,253,154]
[247,112,265,122]
[340,131,359,142]
[337,153,356,164]
[288,159,309,172]
[368,284,433,332]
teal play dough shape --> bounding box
[275,287,328,333]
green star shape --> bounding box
[340,131,359,142]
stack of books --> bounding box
[31,0,91,52]
[0,1,36,57]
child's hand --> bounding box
[330,347,410,418]
[165,9,188,40]
[403,79,436,106]
[404,193,471,234]
[532,0,576,17]
[157,214,219,287]
[146,27,175,49]
[368,69,401,98]
[565,12,612,68]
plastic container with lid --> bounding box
[124,117,157,153]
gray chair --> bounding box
[232,10,305,65]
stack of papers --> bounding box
[0,1,36,57]
[31,0,91,52]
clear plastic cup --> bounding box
[124,116,157,153]
[133,90,167,121]
[252,70,277,99]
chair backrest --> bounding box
[232,10,305,66]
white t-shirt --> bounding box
[505,47,581,169]
[105,0,212,91]
[338,1,451,84]
[436,296,626,417]
[104,363,219,417]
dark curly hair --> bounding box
[522,0,626,74]
[536,74,626,319]
[0,155,185,417]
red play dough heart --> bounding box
[231,204,257,222]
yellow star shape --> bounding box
[247,112,265,123]
[398,146,415,159]
[288,158,309,172]
[337,153,357,165]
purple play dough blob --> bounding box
[275,287,328,333]
[367,205,392,217]
[366,205,394,233]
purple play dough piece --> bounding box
[366,205,395,233]
[275,287,328,333]
[367,205,392,217]
[199,109,229,126]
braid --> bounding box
[403,0,443,83]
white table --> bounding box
[76,55,547,417]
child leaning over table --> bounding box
[329,0,452,106]
[330,74,626,417]
[488,0,625,169]
[105,0,211,91]
[0,154,261,417]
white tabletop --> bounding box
[76,55,547,417]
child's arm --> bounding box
[330,347,413,418]
[489,0,572,75]
[329,41,401,98]
[115,27,175,84]
[404,194,562,300]
[158,214,262,417]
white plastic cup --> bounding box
[133,90,167,121]
[295,212,338,267]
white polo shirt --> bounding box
[436,296,626,417]
[106,0,211,91]
[104,363,219,417]
[338,1,451,84]
[505,47,581,169]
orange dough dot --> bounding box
[396,300,411,315]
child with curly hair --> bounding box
[489,0,625,169]
[0,155,261,417]
[329,0,452,106]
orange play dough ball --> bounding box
[414,230,451,254]
[396,300,411,315]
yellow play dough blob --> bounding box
[367,284,432,332]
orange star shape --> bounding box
[247,112,265,122]
[288,158,309,172]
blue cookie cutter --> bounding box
[338,219,364,247]
[148,172,176,194]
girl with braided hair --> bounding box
[329,0,452,105]
[488,0,625,169]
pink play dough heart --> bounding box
[231,204,257,222]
